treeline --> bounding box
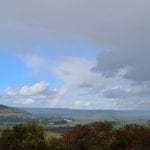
[0,121,150,150]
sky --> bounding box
[0,0,150,110]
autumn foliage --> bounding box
[0,121,150,150]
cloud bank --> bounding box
[0,82,60,107]
[0,0,150,49]
[0,0,150,109]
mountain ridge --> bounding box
[21,107,150,121]
[1,104,150,122]
[0,104,35,122]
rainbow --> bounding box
[48,88,66,108]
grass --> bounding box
[46,131,61,138]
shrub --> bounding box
[0,122,46,150]
[0,121,150,150]
[61,121,114,150]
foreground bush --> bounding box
[0,122,46,150]
[61,121,114,150]
[112,124,150,150]
[0,121,150,150]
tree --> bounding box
[46,137,60,150]
[61,121,114,150]
[0,122,46,150]
[112,124,150,150]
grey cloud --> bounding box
[113,98,150,110]
[102,83,150,110]
[94,48,150,83]
[1,0,150,83]
[1,0,150,109]
[55,57,119,91]
[103,82,150,99]
[95,47,150,83]
[103,88,130,99]
[0,0,150,49]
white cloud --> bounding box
[12,53,150,109]
[74,100,91,109]
[103,82,150,99]
[0,82,59,107]
[55,57,121,93]
[0,0,150,109]
[20,82,48,96]
[21,99,35,105]
[55,57,150,110]
[19,54,52,73]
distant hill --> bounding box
[1,104,150,122]
[0,104,8,109]
[22,108,150,121]
[0,104,35,122]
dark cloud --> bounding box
[1,0,150,83]
[0,0,150,49]
[94,49,150,83]
[0,0,150,109]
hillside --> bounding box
[1,104,150,123]
[0,105,35,122]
